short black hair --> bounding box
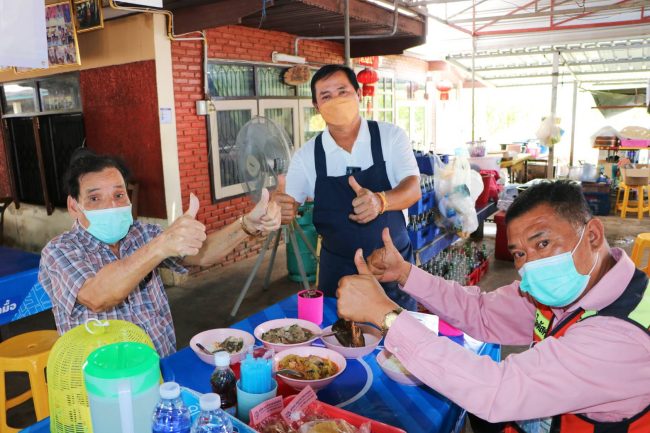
[310,64,359,103]
[505,180,592,228]
[63,148,131,199]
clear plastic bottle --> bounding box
[209,352,237,417]
[152,382,191,433]
[190,393,233,433]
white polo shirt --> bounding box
[286,120,420,204]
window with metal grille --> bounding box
[207,62,319,201]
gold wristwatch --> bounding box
[381,307,404,336]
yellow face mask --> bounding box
[317,96,360,127]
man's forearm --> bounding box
[183,218,249,267]
[77,237,167,312]
[384,175,421,211]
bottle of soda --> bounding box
[152,382,191,433]
[210,352,237,417]
[190,393,233,433]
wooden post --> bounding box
[32,117,53,215]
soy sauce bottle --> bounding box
[210,352,237,417]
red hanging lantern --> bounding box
[436,80,453,101]
[356,67,379,98]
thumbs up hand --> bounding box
[348,176,383,224]
[185,192,200,218]
[336,248,399,327]
[161,192,207,258]
[244,188,281,235]
[366,228,412,285]
[272,174,298,225]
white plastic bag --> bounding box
[589,126,621,146]
[434,151,480,236]
[536,116,562,146]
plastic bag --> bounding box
[589,125,621,147]
[433,150,480,236]
[255,397,370,433]
[536,115,562,146]
[619,126,650,139]
[299,420,370,433]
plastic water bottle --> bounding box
[210,352,237,416]
[152,382,191,433]
[190,393,233,433]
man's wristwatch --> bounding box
[380,307,404,336]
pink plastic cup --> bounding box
[438,318,463,337]
[297,290,323,326]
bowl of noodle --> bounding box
[273,346,346,391]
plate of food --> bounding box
[273,346,346,391]
[190,328,255,365]
[376,348,423,386]
[254,318,321,352]
[321,319,383,358]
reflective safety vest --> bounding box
[504,268,650,433]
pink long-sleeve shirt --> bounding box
[384,247,650,423]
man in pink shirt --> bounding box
[337,180,650,433]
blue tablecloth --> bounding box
[0,246,51,325]
[161,296,500,433]
[20,296,500,433]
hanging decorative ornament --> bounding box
[356,67,379,97]
[436,80,453,101]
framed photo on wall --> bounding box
[45,1,80,67]
[74,0,104,33]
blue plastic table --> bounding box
[160,296,500,433]
[0,246,51,325]
[20,297,500,433]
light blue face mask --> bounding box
[79,204,133,245]
[518,226,599,307]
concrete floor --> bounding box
[3,215,647,431]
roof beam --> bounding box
[476,16,650,36]
[451,2,642,24]
[447,39,650,59]
[467,57,650,72]
[173,0,270,34]
[484,69,650,80]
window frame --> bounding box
[207,61,318,202]
[1,72,82,119]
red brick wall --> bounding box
[381,55,428,80]
[80,61,167,218]
[171,25,342,268]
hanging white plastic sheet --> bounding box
[0,0,48,69]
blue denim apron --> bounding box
[313,120,416,310]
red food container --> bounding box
[282,395,407,433]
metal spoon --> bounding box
[275,368,305,379]
[195,342,224,356]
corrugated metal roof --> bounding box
[446,37,650,88]
[399,0,649,89]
